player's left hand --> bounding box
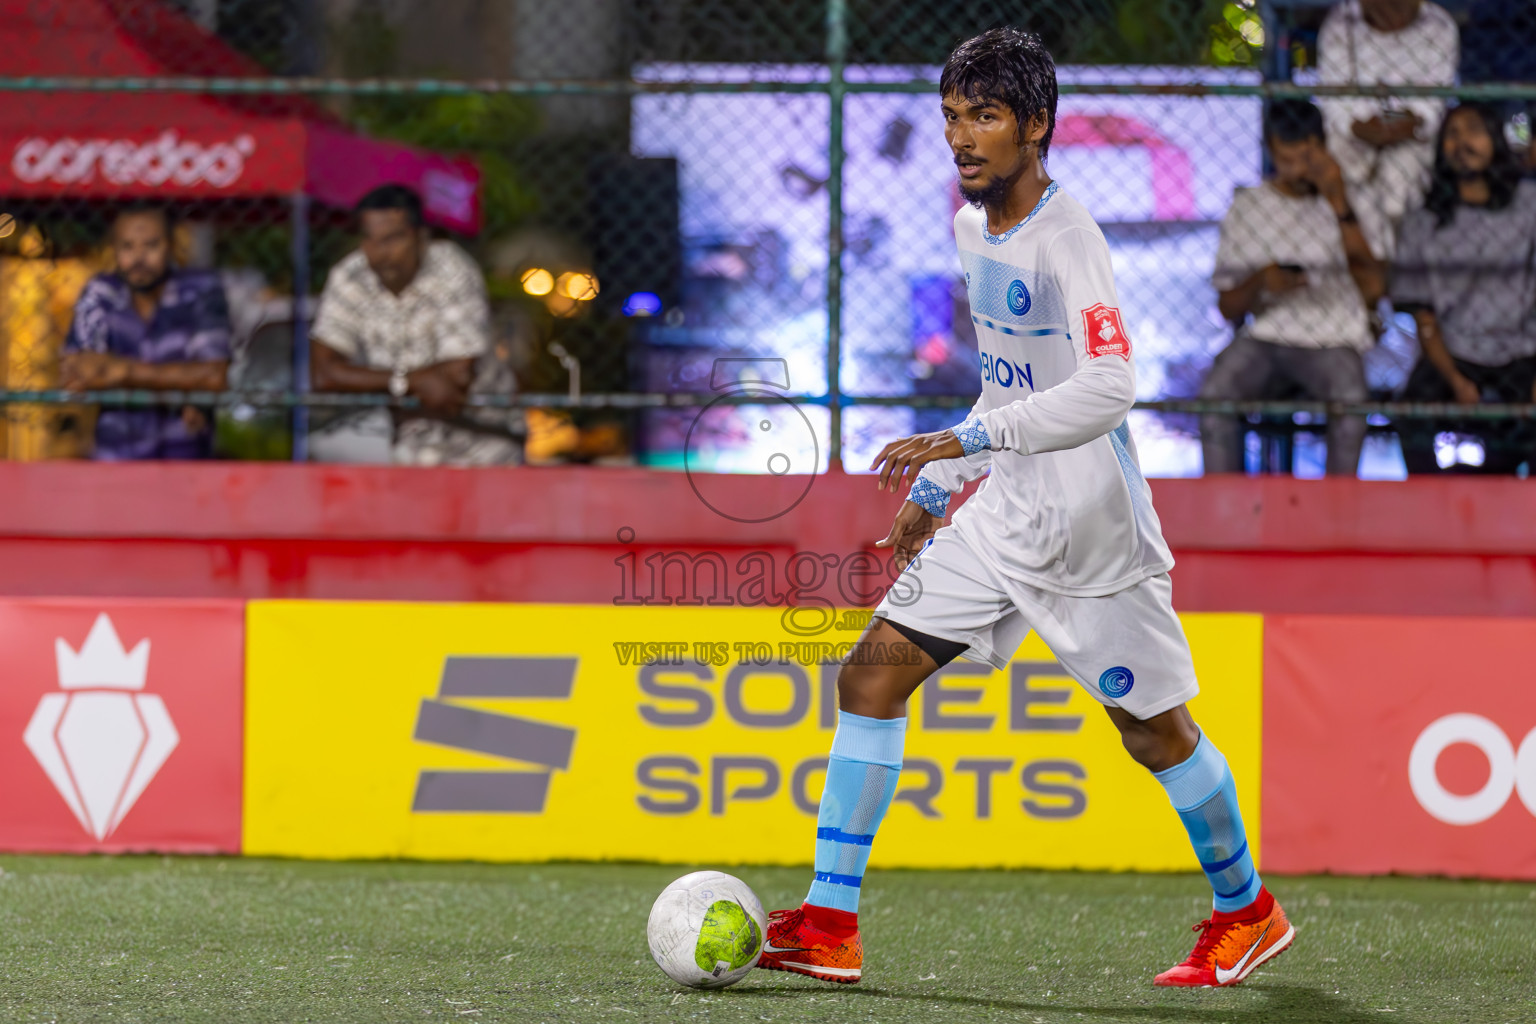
[875,499,941,571]
[869,429,965,493]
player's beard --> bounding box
[958,162,1027,210]
[125,264,172,294]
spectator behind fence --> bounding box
[1392,102,1536,474]
[1200,100,1386,477]
[61,203,231,460]
[309,184,520,467]
[1317,0,1459,256]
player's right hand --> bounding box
[875,500,941,572]
[869,429,965,493]
[408,365,471,418]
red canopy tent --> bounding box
[0,0,481,233]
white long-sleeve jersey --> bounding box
[910,183,1173,597]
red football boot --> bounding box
[1154,886,1295,987]
[756,904,862,984]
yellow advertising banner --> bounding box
[243,602,1262,870]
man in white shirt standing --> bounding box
[1201,100,1386,477]
[1317,0,1459,255]
[310,184,521,467]
[757,27,1292,992]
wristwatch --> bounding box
[388,367,409,398]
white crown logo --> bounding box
[54,613,150,690]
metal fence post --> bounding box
[290,192,311,462]
[826,0,847,471]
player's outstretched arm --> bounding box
[967,225,1138,457]
[971,354,1135,456]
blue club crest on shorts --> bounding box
[1006,279,1031,316]
[1099,666,1134,698]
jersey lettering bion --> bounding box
[914,183,1173,596]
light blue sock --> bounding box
[1154,731,1262,913]
[804,712,906,914]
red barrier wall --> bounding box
[2,462,1535,614]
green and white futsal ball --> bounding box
[646,870,766,988]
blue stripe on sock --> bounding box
[805,716,907,914]
[1155,732,1263,913]
[816,827,874,846]
[1200,841,1249,874]
[814,871,863,888]
[1214,869,1257,902]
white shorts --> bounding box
[873,527,1198,721]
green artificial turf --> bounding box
[0,856,1531,1023]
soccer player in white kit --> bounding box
[758,27,1294,989]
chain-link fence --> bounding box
[1,0,1533,475]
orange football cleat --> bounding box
[1154,886,1295,987]
[756,905,863,984]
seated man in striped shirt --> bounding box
[61,202,231,460]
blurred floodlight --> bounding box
[623,291,663,317]
[557,271,599,301]
[1435,432,1487,468]
[521,267,554,296]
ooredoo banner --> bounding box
[0,600,245,853]
[242,601,1263,870]
[1261,615,1536,880]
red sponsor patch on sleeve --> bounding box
[1081,303,1131,360]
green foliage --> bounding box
[213,221,353,296]
[347,94,542,240]
[334,0,540,242]
[1076,0,1249,65]
[846,0,1249,66]
[210,0,305,73]
[1209,0,1265,66]
[214,408,293,461]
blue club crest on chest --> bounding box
[1006,279,1031,317]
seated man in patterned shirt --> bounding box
[61,203,231,459]
[309,184,520,466]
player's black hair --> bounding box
[1425,102,1523,229]
[355,183,425,227]
[940,28,1058,158]
[113,199,176,237]
[1263,100,1325,145]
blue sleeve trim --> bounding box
[907,477,950,518]
[953,418,993,456]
